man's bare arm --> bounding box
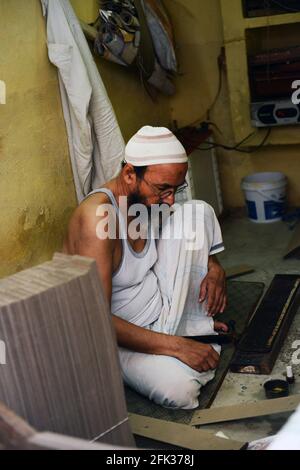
[113,316,219,372]
[199,255,227,317]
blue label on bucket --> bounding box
[246,200,258,220]
[264,201,285,220]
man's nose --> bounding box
[162,194,175,206]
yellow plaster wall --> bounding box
[94,59,171,143]
[0,0,77,278]
[164,0,300,208]
[0,0,171,278]
[71,0,99,24]
[48,0,300,209]
[164,0,224,128]
[1,0,299,281]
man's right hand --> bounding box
[110,316,220,371]
[174,337,220,373]
[110,316,221,374]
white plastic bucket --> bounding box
[241,172,287,223]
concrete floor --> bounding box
[202,215,300,444]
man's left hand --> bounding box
[199,257,227,317]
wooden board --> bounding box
[191,394,300,427]
[0,401,35,449]
[0,400,135,450]
[0,254,134,447]
[225,265,254,279]
[129,414,247,450]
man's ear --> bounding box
[122,163,137,186]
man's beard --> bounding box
[128,188,152,216]
[128,187,173,236]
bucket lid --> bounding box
[243,172,286,184]
[241,172,287,190]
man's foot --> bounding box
[214,321,229,333]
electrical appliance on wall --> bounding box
[251,99,300,127]
[248,44,300,127]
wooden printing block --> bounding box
[230,274,300,375]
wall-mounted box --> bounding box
[220,0,300,146]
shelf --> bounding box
[222,0,300,41]
[244,12,300,29]
[220,0,300,146]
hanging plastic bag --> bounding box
[95,0,141,66]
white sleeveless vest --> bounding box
[87,189,162,327]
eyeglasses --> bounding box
[142,176,188,199]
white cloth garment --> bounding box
[41,0,125,202]
[119,200,225,409]
[268,405,300,450]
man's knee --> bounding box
[151,376,200,410]
[120,352,204,410]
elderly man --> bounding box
[64,126,227,409]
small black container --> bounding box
[264,379,289,399]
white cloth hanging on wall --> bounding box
[41,0,125,203]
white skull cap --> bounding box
[125,126,188,166]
